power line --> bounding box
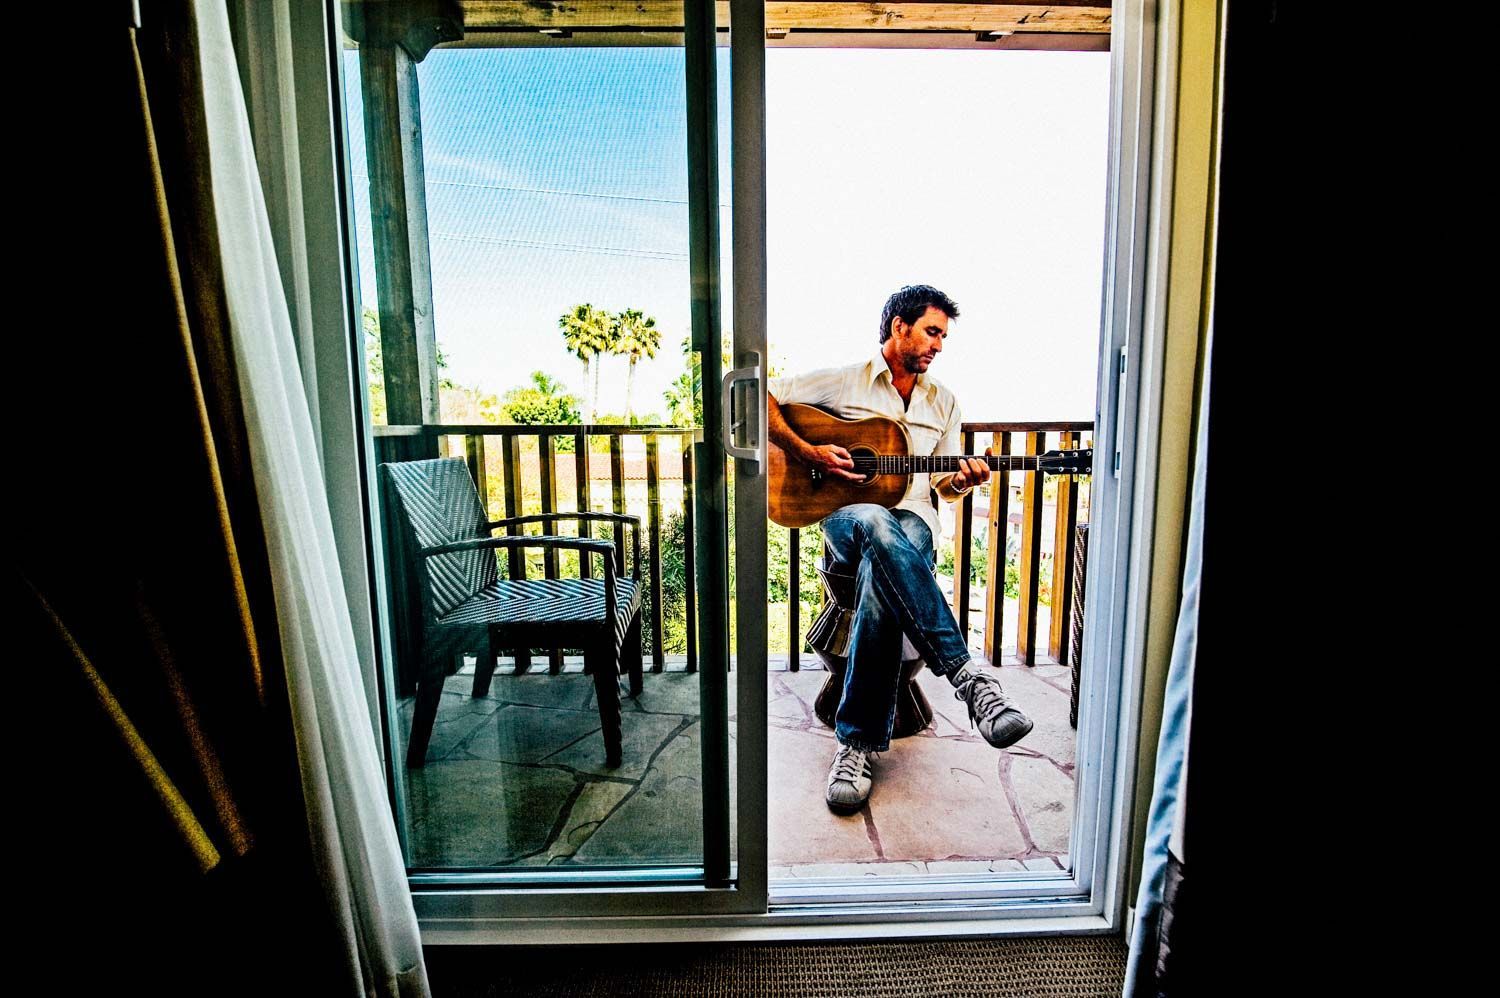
[352,173,732,209]
[432,230,688,262]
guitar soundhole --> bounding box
[848,445,878,486]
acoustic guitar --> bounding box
[768,403,1093,528]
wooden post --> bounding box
[501,435,524,579]
[345,2,461,450]
[646,434,664,672]
[502,433,529,674]
[982,432,1011,662]
[788,527,800,671]
[574,431,591,580]
[539,434,562,674]
[1049,431,1079,663]
[683,437,697,674]
[1016,431,1045,665]
[955,428,976,639]
[464,434,488,518]
[609,434,626,577]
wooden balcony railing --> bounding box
[374,418,1090,693]
[953,421,1092,666]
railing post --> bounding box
[574,430,591,579]
[982,431,1011,663]
[1049,430,1079,663]
[683,437,697,674]
[539,433,562,674]
[501,432,530,674]
[646,434,665,672]
[609,435,626,577]
[464,433,488,517]
[955,428,976,641]
[788,527,800,671]
[1016,431,1045,665]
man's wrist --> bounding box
[941,476,970,499]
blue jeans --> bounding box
[822,504,973,752]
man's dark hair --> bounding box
[878,284,960,343]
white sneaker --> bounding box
[825,743,874,814]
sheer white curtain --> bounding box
[194,1,428,993]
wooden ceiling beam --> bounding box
[460,2,1113,35]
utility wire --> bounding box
[431,230,688,262]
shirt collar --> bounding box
[868,351,937,401]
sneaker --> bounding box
[953,671,1034,749]
[825,743,874,814]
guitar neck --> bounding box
[852,455,1048,473]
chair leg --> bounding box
[586,637,623,768]
[407,671,445,767]
[472,637,499,698]
[626,614,644,697]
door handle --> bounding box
[720,353,765,467]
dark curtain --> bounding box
[1126,3,1297,992]
[16,5,345,992]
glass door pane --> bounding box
[333,0,743,886]
[758,44,1108,888]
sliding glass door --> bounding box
[296,0,1158,934]
[328,0,766,916]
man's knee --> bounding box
[841,503,900,534]
[893,512,933,558]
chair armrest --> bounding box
[487,512,643,581]
[422,534,611,562]
[486,511,641,530]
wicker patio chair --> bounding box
[379,458,643,769]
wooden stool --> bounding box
[806,545,933,739]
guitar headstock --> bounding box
[1040,448,1093,475]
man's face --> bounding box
[888,306,950,375]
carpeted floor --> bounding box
[425,934,1128,996]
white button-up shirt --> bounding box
[768,351,963,541]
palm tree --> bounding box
[614,308,661,422]
[558,303,612,421]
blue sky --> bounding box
[343,45,1108,423]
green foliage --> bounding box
[766,521,823,609]
[501,370,583,428]
[655,510,692,654]
[663,367,699,428]
[364,307,492,424]
[936,528,1039,602]
[559,303,672,423]
[558,303,615,421]
[662,341,759,428]
[362,308,387,424]
[615,308,662,420]
[938,532,990,587]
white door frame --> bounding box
[280,0,1178,941]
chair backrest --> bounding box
[380,458,498,619]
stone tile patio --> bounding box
[398,654,1076,879]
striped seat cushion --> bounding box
[439,577,642,649]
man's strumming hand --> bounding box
[802,443,865,482]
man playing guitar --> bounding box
[767,284,1034,814]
